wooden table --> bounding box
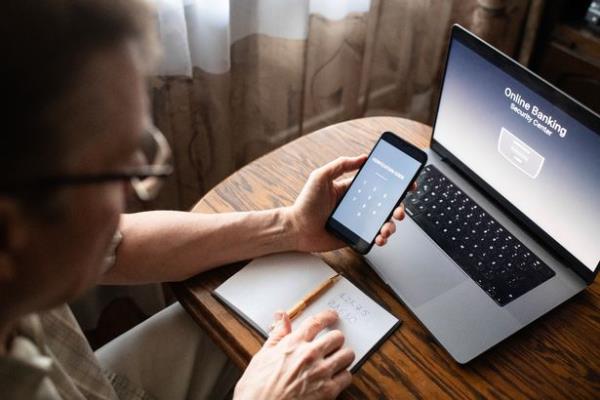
[172,117,600,399]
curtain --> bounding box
[146,0,531,212]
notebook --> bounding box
[213,252,401,372]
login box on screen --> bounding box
[497,127,545,179]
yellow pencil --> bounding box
[269,273,341,331]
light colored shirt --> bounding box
[0,232,154,400]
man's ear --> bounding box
[0,197,28,282]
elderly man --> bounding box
[0,1,407,399]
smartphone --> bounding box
[326,131,427,254]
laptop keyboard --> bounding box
[404,165,555,306]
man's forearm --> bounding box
[101,209,299,285]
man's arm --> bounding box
[101,208,297,284]
[101,155,406,285]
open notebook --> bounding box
[213,252,400,372]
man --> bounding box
[0,1,407,399]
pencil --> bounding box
[269,273,342,331]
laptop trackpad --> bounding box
[365,217,467,308]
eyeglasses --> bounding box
[0,125,173,202]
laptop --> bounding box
[365,25,600,363]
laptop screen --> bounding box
[432,29,600,273]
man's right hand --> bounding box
[234,309,355,400]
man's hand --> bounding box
[234,310,354,400]
[286,155,414,253]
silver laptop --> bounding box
[365,25,600,363]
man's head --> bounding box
[0,0,158,318]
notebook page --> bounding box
[214,252,400,371]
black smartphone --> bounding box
[326,131,427,254]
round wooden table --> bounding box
[172,117,600,399]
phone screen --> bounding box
[328,135,425,250]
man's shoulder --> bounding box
[1,310,64,399]
[0,353,62,399]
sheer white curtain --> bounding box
[152,0,371,76]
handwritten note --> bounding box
[327,292,371,324]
